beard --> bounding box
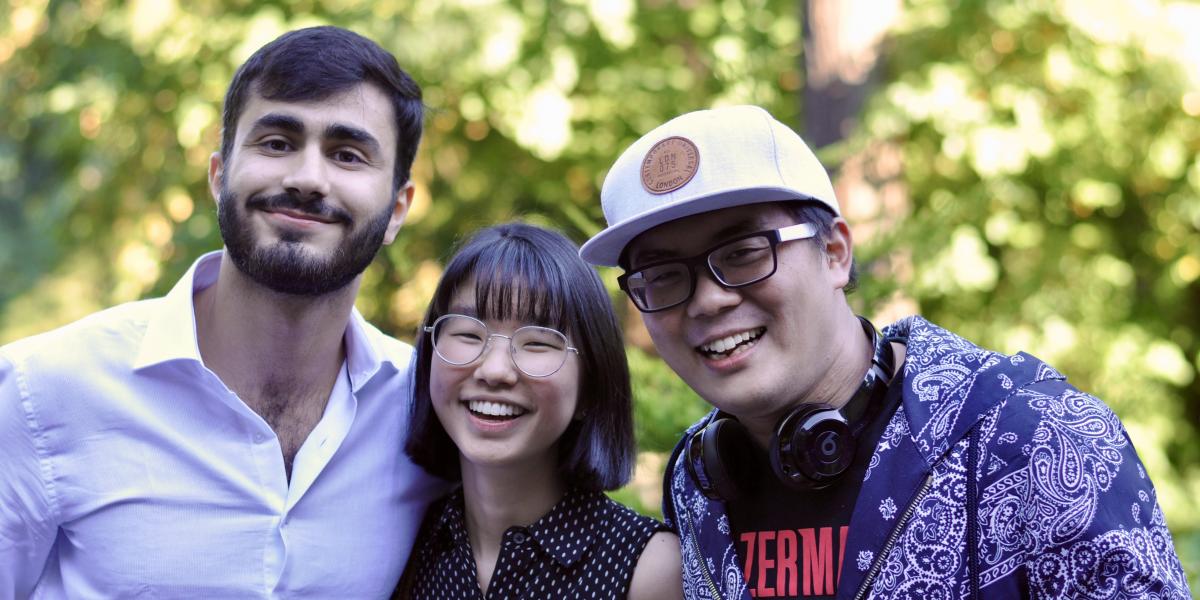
[217,185,394,296]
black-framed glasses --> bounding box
[424,314,580,378]
[618,222,818,313]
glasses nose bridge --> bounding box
[480,331,516,356]
[689,251,728,288]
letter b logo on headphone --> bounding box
[816,429,841,460]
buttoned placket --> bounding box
[198,359,357,596]
[484,527,536,599]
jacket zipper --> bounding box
[852,473,935,600]
[683,506,722,600]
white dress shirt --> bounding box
[0,251,447,599]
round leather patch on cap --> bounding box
[641,136,700,194]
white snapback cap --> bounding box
[580,105,839,267]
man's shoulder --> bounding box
[1,298,160,370]
[886,315,1086,461]
[895,315,1127,444]
[352,316,414,363]
[990,377,1122,451]
[890,315,1065,390]
[887,315,995,366]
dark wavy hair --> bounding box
[219,26,423,191]
[405,222,636,491]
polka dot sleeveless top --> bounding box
[397,487,665,599]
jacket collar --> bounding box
[884,315,1065,468]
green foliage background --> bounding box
[2,0,1198,589]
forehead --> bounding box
[624,202,794,265]
[234,83,397,155]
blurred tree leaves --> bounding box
[852,0,1200,534]
[3,1,1200,586]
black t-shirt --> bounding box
[727,378,903,599]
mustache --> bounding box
[245,192,353,225]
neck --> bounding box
[745,309,874,447]
[458,456,565,575]
[195,251,358,398]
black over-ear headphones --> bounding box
[684,316,896,501]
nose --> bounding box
[685,268,741,319]
[280,145,330,200]
[472,337,519,386]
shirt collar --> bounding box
[132,250,221,371]
[342,305,394,392]
[133,250,401,391]
[525,488,605,567]
[432,487,605,568]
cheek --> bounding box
[226,158,273,190]
[543,366,582,421]
[642,314,690,357]
[428,363,459,409]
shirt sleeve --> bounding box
[1007,385,1192,598]
[0,354,59,598]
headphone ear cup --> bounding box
[685,418,759,502]
[770,405,856,490]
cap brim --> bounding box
[579,186,821,267]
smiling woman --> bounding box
[398,222,683,600]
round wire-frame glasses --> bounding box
[424,314,580,378]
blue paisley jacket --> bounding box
[662,316,1191,599]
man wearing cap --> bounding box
[580,105,1189,599]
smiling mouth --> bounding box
[466,400,528,421]
[264,208,338,224]
[697,327,766,360]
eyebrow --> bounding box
[248,113,304,137]
[709,220,763,242]
[246,113,382,156]
[630,218,765,265]
[325,123,381,155]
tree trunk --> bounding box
[802,0,900,150]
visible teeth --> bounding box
[468,400,526,417]
[699,328,765,357]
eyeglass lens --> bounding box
[432,316,570,377]
[626,234,776,311]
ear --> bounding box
[208,152,224,203]
[825,218,855,290]
[382,180,415,245]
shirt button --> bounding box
[511,531,528,544]
[253,433,266,443]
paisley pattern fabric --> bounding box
[662,316,1190,599]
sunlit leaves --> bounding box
[860,0,1200,539]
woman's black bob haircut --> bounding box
[405,222,635,491]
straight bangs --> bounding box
[464,242,570,336]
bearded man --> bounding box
[0,26,446,598]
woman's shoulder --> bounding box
[585,493,682,598]
[628,530,683,600]
[593,492,667,536]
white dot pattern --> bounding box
[397,488,664,599]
